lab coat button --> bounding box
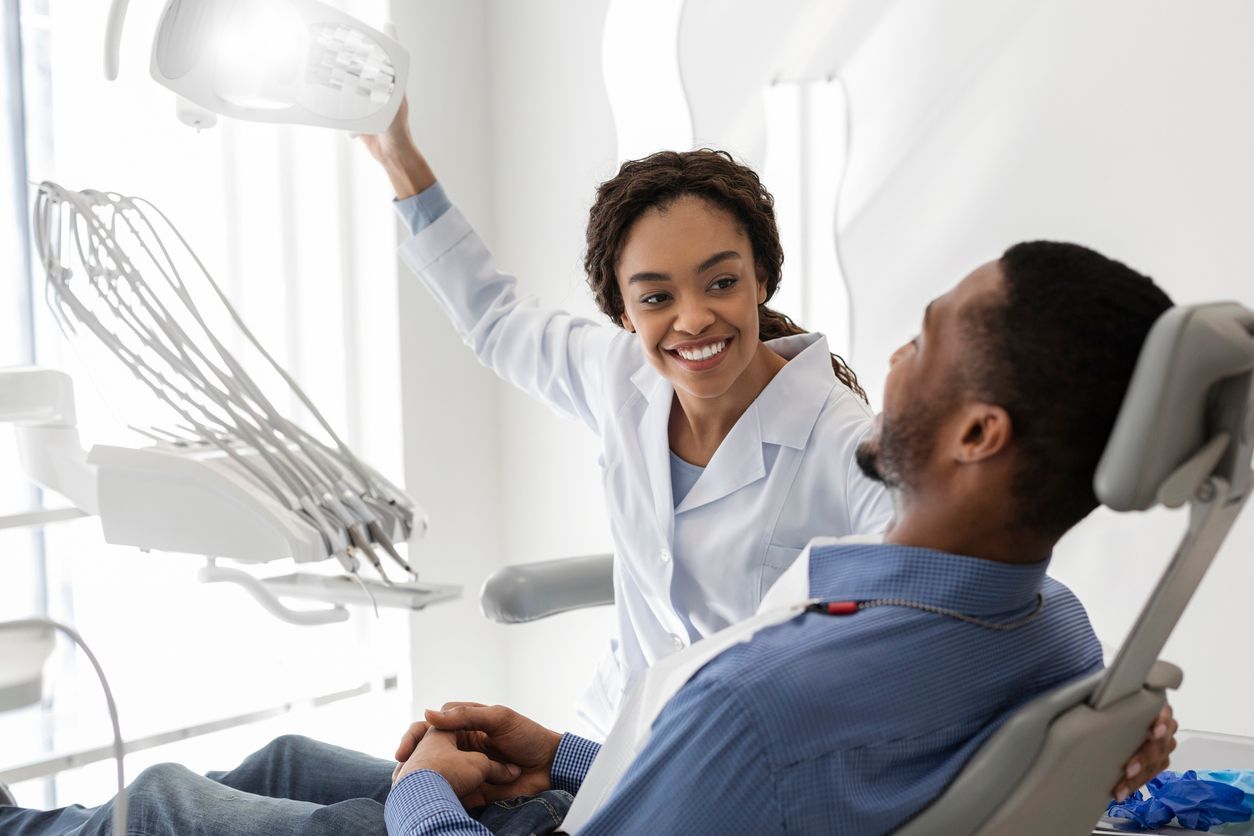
[660,548,671,563]
[669,633,685,650]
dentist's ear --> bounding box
[955,404,1012,464]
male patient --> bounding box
[0,241,1176,835]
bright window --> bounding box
[2,0,413,807]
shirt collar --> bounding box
[807,542,1050,617]
[629,332,839,451]
[755,333,840,449]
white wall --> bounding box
[394,0,1254,737]
[838,0,1254,739]
[392,0,618,731]
[483,0,620,734]
[680,0,1254,736]
[391,0,510,715]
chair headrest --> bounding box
[1096,302,1254,512]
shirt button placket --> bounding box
[660,547,671,563]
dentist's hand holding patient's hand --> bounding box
[394,701,563,806]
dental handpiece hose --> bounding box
[0,618,127,833]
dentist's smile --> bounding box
[665,336,733,371]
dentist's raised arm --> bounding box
[359,97,437,201]
[360,98,623,434]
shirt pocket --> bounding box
[759,543,803,604]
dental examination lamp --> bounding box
[103,0,407,131]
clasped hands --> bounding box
[392,701,563,809]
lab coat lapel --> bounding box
[634,369,676,543]
[673,333,837,515]
[674,403,766,514]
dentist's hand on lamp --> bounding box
[358,96,436,201]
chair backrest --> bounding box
[893,302,1254,836]
[1095,303,1254,513]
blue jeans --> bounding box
[0,735,573,835]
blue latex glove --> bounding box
[1196,770,1254,813]
[1107,770,1252,831]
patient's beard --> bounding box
[856,402,945,491]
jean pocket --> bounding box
[476,790,575,836]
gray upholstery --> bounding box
[1096,302,1254,512]
[892,663,1182,836]
[479,554,614,623]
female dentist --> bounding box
[361,103,893,737]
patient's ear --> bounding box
[955,403,1012,464]
[620,311,636,333]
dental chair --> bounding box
[480,302,1254,835]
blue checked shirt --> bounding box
[385,542,1102,835]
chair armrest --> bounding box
[480,554,614,623]
[1146,659,1183,691]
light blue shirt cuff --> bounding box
[384,770,489,836]
[551,733,602,796]
[394,181,452,237]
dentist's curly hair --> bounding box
[584,148,866,401]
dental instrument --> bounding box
[21,182,458,624]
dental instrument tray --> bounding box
[88,440,414,566]
[16,182,456,623]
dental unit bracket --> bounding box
[1,366,457,623]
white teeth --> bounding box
[676,340,727,361]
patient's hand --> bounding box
[411,702,562,805]
[1112,702,1178,801]
[393,727,522,804]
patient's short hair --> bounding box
[965,242,1173,539]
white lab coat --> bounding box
[399,206,894,738]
